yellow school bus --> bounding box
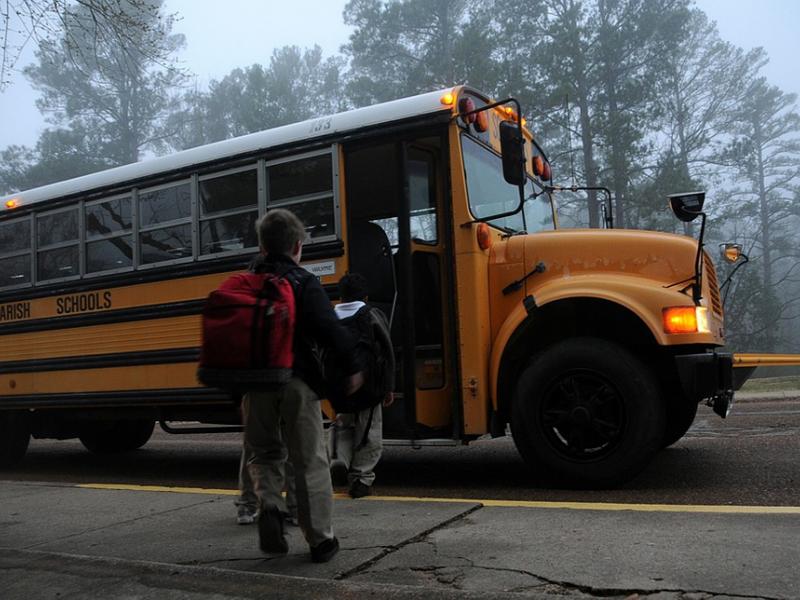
[1,86,795,486]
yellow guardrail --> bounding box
[733,353,800,368]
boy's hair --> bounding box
[256,209,306,255]
[339,272,369,302]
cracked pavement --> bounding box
[1,481,797,599]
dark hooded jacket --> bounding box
[250,253,360,396]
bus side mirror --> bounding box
[668,191,705,222]
[500,121,525,186]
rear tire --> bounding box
[0,411,30,468]
[79,419,155,454]
[511,337,665,488]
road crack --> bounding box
[332,502,482,581]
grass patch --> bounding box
[740,375,800,393]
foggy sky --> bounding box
[1,0,798,151]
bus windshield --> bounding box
[461,135,554,234]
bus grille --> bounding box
[704,253,723,315]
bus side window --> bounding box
[267,153,336,241]
[85,196,133,273]
[37,207,79,281]
[198,167,258,255]
[0,217,32,287]
[138,181,192,265]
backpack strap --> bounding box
[356,405,376,450]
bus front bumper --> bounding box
[675,351,737,418]
[676,351,800,418]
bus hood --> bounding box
[488,228,724,347]
[509,228,700,287]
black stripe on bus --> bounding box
[0,283,340,335]
[0,388,232,410]
[0,347,200,374]
[0,299,205,335]
[0,239,344,304]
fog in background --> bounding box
[1,0,798,148]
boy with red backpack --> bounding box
[200,208,362,563]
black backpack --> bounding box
[324,306,388,414]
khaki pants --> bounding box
[235,442,258,512]
[331,405,383,487]
[242,378,334,547]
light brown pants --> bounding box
[242,378,334,547]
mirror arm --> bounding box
[692,211,707,304]
[720,252,750,307]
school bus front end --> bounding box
[482,229,734,487]
[444,87,799,488]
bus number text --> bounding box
[310,118,332,134]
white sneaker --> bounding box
[237,508,258,525]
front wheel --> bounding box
[511,338,665,488]
[79,419,155,454]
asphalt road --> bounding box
[5,398,799,507]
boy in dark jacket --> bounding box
[242,208,362,563]
[329,272,395,499]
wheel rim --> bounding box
[538,369,626,460]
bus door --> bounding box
[344,136,456,440]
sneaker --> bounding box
[236,507,258,525]
[258,505,288,554]
[348,480,372,499]
[284,511,299,527]
[310,536,339,563]
[330,460,348,487]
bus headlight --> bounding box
[663,306,710,335]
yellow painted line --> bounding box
[360,495,800,514]
[78,483,238,496]
[76,483,800,514]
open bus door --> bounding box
[344,136,457,442]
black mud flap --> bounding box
[674,351,735,418]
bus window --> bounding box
[138,181,192,265]
[37,207,79,281]
[462,135,524,232]
[462,134,554,234]
[199,167,258,255]
[267,152,336,240]
[85,196,133,273]
[413,251,444,389]
[523,188,556,233]
[0,217,31,287]
[369,156,437,247]
[409,156,437,243]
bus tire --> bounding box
[0,411,31,468]
[661,398,699,448]
[511,337,665,488]
[79,419,155,454]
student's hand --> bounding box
[344,371,365,396]
[382,392,394,407]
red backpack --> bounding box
[197,271,296,392]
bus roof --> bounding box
[1,87,462,212]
